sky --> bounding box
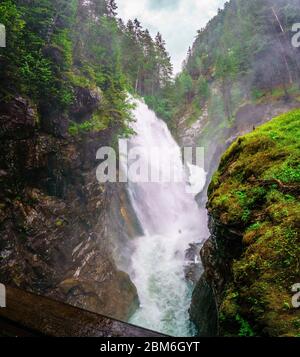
[116,0,227,74]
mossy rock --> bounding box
[208,109,300,337]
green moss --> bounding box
[55,219,64,227]
[67,64,98,89]
[208,109,300,337]
[69,111,110,135]
[235,314,255,337]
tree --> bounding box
[107,0,118,17]
[215,49,239,119]
[177,71,193,103]
[155,32,173,89]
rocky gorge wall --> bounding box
[0,87,140,322]
[177,81,300,204]
[168,58,300,337]
[189,109,300,337]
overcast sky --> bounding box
[116,0,227,73]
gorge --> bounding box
[0,0,300,338]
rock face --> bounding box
[191,110,300,337]
[190,275,218,337]
[106,181,143,270]
[176,84,300,205]
[0,97,37,140]
[70,86,103,122]
[0,93,139,321]
[178,84,300,335]
[190,217,243,336]
[40,85,103,138]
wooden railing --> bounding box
[0,286,164,337]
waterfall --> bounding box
[119,99,209,337]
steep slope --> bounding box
[0,106,139,320]
[191,110,300,336]
[0,0,166,320]
[151,0,300,337]
[149,0,300,199]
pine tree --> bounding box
[133,18,143,43]
[107,0,117,17]
[155,32,173,89]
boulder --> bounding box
[40,111,69,138]
[0,97,37,140]
[70,86,102,122]
[42,45,65,67]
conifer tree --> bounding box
[107,0,118,17]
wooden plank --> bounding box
[0,286,164,337]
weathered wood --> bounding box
[0,286,164,337]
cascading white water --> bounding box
[120,99,209,336]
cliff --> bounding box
[0,0,151,323]
[148,0,300,204]
[0,89,141,321]
[191,110,300,337]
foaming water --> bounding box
[120,99,208,336]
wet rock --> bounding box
[178,104,209,147]
[106,181,144,270]
[0,97,37,139]
[191,110,300,336]
[40,111,70,138]
[57,268,139,321]
[190,275,218,337]
[0,95,139,321]
[184,243,203,284]
[189,216,243,336]
[70,86,102,122]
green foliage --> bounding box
[197,77,210,99]
[1,0,171,137]
[0,0,77,108]
[215,49,239,80]
[247,222,262,231]
[177,71,193,100]
[0,0,26,99]
[144,94,174,122]
[52,29,73,68]
[119,20,173,97]
[209,109,300,337]
[151,0,300,138]
[235,314,255,337]
[68,111,109,135]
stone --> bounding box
[70,86,103,122]
[0,96,139,322]
[0,97,37,139]
[40,111,70,138]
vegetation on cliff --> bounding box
[0,0,173,137]
[0,0,173,320]
[148,0,300,140]
[208,109,300,336]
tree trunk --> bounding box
[271,7,293,85]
